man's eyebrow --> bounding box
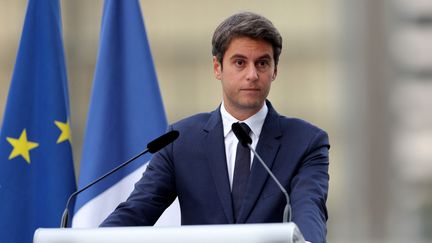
[229,54,247,60]
[228,53,272,60]
[256,54,272,60]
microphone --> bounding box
[147,130,179,153]
[60,130,180,228]
[231,122,292,223]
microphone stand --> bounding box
[247,144,291,223]
[61,147,150,228]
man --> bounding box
[101,12,330,243]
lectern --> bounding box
[34,223,305,243]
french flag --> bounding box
[72,0,180,227]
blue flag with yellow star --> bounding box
[0,0,76,242]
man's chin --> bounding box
[237,101,265,111]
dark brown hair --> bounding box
[212,12,283,66]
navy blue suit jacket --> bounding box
[101,101,330,243]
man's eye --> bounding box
[235,60,245,66]
[257,60,269,67]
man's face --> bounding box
[213,37,277,120]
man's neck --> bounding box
[222,103,265,121]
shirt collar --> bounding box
[220,101,268,138]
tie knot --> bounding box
[238,122,251,134]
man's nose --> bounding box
[245,64,259,81]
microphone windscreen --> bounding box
[232,122,252,147]
[147,130,179,153]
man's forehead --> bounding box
[228,36,272,47]
[226,36,272,52]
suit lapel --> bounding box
[237,103,282,223]
[202,108,235,223]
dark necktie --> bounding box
[232,122,251,222]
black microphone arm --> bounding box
[60,130,180,228]
[232,123,291,223]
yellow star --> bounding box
[54,120,71,144]
[6,129,39,164]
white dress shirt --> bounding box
[220,102,268,190]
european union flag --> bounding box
[0,0,76,242]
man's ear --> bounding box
[272,66,278,81]
[213,56,222,80]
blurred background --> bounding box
[1,0,431,242]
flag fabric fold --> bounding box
[0,0,76,242]
[72,0,180,227]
